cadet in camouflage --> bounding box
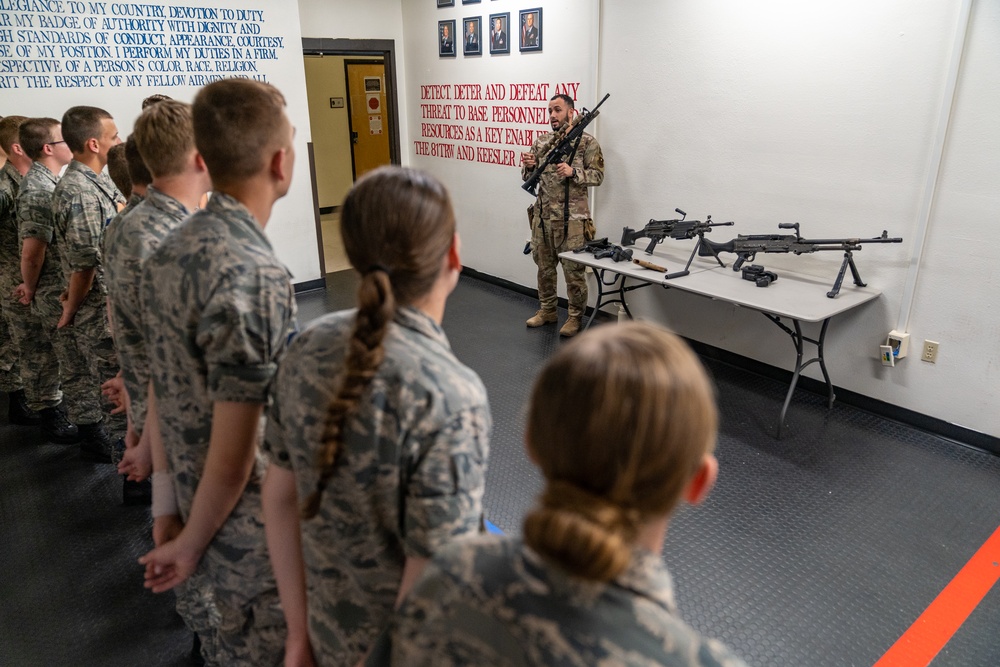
[0,127,27,397]
[51,107,124,436]
[139,192,294,666]
[378,322,746,667]
[137,79,298,667]
[262,166,491,666]
[265,308,491,665]
[521,94,604,336]
[9,118,75,416]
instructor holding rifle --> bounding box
[521,93,606,337]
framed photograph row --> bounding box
[439,8,541,57]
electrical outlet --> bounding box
[922,340,939,363]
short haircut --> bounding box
[133,99,194,179]
[141,94,172,109]
[124,135,152,187]
[18,118,61,160]
[0,115,27,154]
[192,79,287,188]
[62,106,113,153]
[107,143,132,199]
[549,94,575,109]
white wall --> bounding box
[597,0,998,437]
[297,0,997,438]
[2,0,321,284]
[398,0,600,289]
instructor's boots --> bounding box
[526,310,558,327]
[39,406,80,445]
[559,316,583,337]
[7,390,42,426]
[77,421,113,463]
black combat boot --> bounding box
[7,390,42,426]
[122,477,152,506]
[77,421,113,463]
[38,405,81,444]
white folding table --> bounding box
[560,244,883,437]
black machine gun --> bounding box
[699,223,903,298]
[620,209,734,279]
[522,93,610,197]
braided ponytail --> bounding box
[302,269,393,518]
[301,166,456,519]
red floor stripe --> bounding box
[873,523,1000,667]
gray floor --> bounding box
[1,271,998,666]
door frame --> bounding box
[343,58,391,182]
[302,38,402,278]
[302,38,402,167]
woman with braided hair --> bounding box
[261,166,491,666]
[378,322,748,667]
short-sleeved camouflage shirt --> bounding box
[51,159,124,291]
[102,192,144,261]
[521,130,604,222]
[105,188,186,432]
[0,162,23,290]
[264,306,492,666]
[379,536,749,667]
[16,162,65,299]
[141,191,296,520]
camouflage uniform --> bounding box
[50,160,124,426]
[104,189,171,433]
[522,130,604,318]
[380,536,748,667]
[7,162,65,412]
[141,192,294,666]
[0,161,25,394]
[263,306,492,666]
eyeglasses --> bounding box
[45,140,67,146]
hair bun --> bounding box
[523,480,640,581]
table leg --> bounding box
[582,268,651,331]
[763,315,836,438]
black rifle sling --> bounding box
[562,136,582,237]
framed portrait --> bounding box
[437,0,454,7]
[463,16,482,56]
[488,12,509,55]
[439,19,456,57]
[519,8,542,52]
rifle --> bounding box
[572,237,611,254]
[620,209,734,279]
[699,223,903,298]
[522,93,610,197]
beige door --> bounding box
[346,61,392,180]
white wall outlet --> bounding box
[887,330,910,359]
[922,340,939,363]
[880,345,895,367]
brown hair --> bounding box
[18,118,59,160]
[133,99,194,179]
[142,93,172,109]
[61,106,112,154]
[124,135,152,187]
[302,166,456,518]
[106,143,132,199]
[523,322,718,582]
[0,115,27,154]
[192,79,287,188]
